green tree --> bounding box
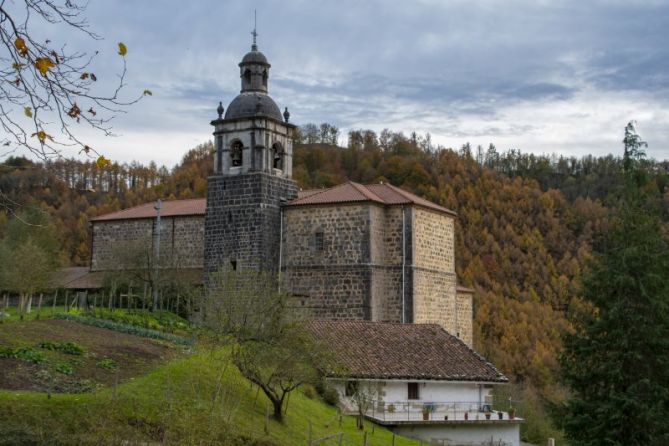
[558,122,669,445]
[0,206,59,317]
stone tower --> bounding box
[204,38,297,274]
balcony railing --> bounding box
[362,400,521,424]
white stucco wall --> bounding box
[395,423,520,446]
[330,379,496,414]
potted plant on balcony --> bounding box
[422,403,435,421]
[497,410,503,420]
[484,409,492,420]
[508,407,516,420]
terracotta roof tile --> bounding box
[308,320,507,382]
[91,198,206,221]
[288,182,456,216]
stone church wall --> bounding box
[90,216,204,272]
[456,291,474,347]
[410,207,473,345]
[282,203,373,319]
[205,172,297,274]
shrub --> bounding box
[97,358,119,371]
[84,308,190,333]
[302,384,317,399]
[54,363,74,375]
[39,341,85,355]
[0,346,46,363]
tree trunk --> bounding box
[272,398,283,422]
[26,293,33,314]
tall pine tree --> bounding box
[559,122,669,445]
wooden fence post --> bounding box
[64,290,70,312]
[52,290,58,314]
[392,433,396,446]
[36,293,43,319]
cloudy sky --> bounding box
[8,0,669,166]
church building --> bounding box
[85,38,522,446]
[91,39,474,346]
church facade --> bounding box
[89,41,474,347]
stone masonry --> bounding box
[91,215,204,272]
[205,172,297,274]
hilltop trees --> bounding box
[558,123,669,445]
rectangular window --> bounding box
[230,259,237,271]
[407,382,420,400]
[345,380,359,397]
[314,232,324,251]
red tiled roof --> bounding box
[91,199,206,221]
[308,320,507,382]
[288,182,456,215]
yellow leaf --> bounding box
[14,37,28,56]
[35,57,55,76]
[24,107,32,118]
[31,130,53,143]
[96,155,110,169]
[143,89,152,96]
[12,62,25,70]
[118,42,127,56]
[14,37,26,51]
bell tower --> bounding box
[204,34,298,274]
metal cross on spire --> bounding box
[251,9,258,50]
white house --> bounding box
[309,320,521,446]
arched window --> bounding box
[243,69,251,84]
[272,142,284,170]
[231,140,243,167]
[262,70,268,87]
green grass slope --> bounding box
[0,345,420,445]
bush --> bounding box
[54,363,74,375]
[302,384,317,399]
[0,346,46,363]
[55,313,193,346]
[97,358,119,371]
[39,341,85,355]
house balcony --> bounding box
[363,400,522,426]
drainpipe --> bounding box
[401,205,406,323]
[278,205,283,292]
[153,199,161,310]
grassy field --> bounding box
[0,315,421,445]
[0,305,69,323]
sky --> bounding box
[6,0,669,167]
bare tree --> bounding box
[0,1,147,161]
[203,268,325,421]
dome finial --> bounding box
[217,101,224,119]
[283,107,290,122]
[251,9,258,51]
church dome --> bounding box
[240,49,269,66]
[224,92,283,121]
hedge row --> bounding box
[55,313,193,346]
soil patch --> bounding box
[0,319,183,392]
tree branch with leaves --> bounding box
[0,0,149,163]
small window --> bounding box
[231,141,243,167]
[272,143,284,170]
[230,259,237,271]
[408,382,420,400]
[345,381,359,397]
[314,232,324,251]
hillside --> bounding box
[0,316,420,446]
[2,128,650,443]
